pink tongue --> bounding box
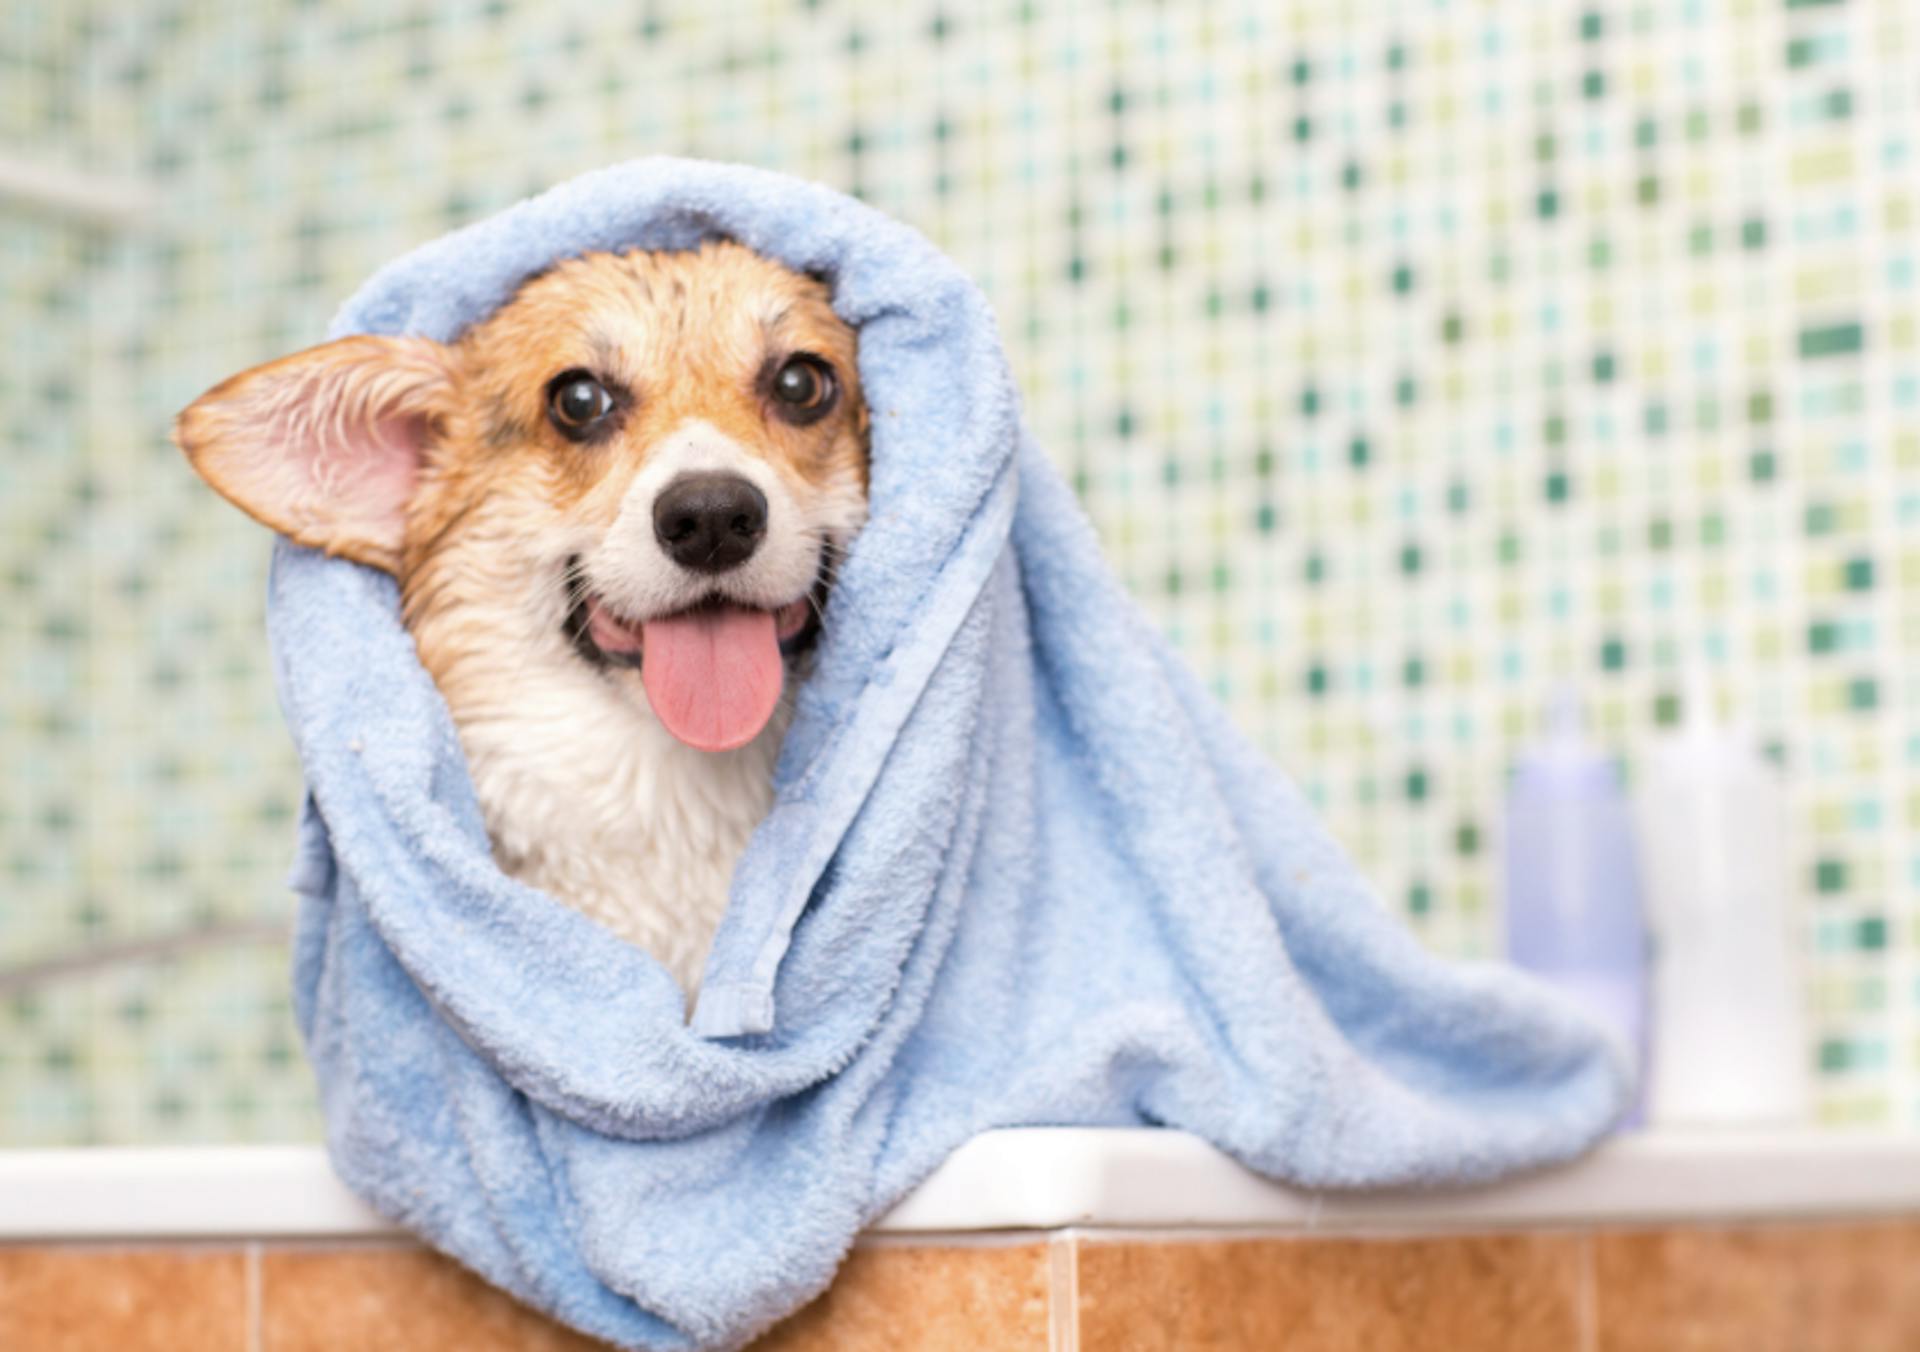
[640,606,784,752]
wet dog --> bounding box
[177,243,870,994]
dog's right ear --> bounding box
[174,335,457,575]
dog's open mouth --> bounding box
[563,562,819,753]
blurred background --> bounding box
[0,0,1913,1144]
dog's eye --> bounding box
[547,371,615,438]
[769,356,836,424]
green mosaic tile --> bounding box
[2,0,1917,1141]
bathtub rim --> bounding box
[2,1127,1917,1240]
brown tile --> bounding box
[261,1244,608,1352]
[1074,1233,1586,1352]
[752,1242,1051,1351]
[0,1246,249,1352]
[1596,1220,1920,1352]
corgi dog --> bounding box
[176,243,871,995]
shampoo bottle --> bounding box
[1503,690,1647,1124]
[1635,674,1809,1126]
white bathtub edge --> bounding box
[0,1128,1916,1240]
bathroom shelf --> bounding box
[1,1128,1916,1241]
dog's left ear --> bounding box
[173,335,458,574]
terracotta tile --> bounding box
[0,1246,249,1352]
[1596,1220,1920,1352]
[262,1239,1051,1352]
[752,1242,1051,1351]
[261,1245,607,1352]
[1074,1234,1585,1352]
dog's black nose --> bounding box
[652,472,768,573]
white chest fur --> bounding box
[448,656,788,996]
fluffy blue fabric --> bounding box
[273,158,1628,1350]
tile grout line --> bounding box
[1047,1230,1079,1352]
[1578,1232,1598,1352]
[246,1242,262,1352]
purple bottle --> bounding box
[1502,690,1647,1127]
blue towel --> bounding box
[273,157,1628,1351]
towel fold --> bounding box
[274,157,1629,1351]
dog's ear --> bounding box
[174,335,457,574]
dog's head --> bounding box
[175,242,869,753]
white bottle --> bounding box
[1635,671,1810,1127]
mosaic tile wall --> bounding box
[1,0,1915,1142]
